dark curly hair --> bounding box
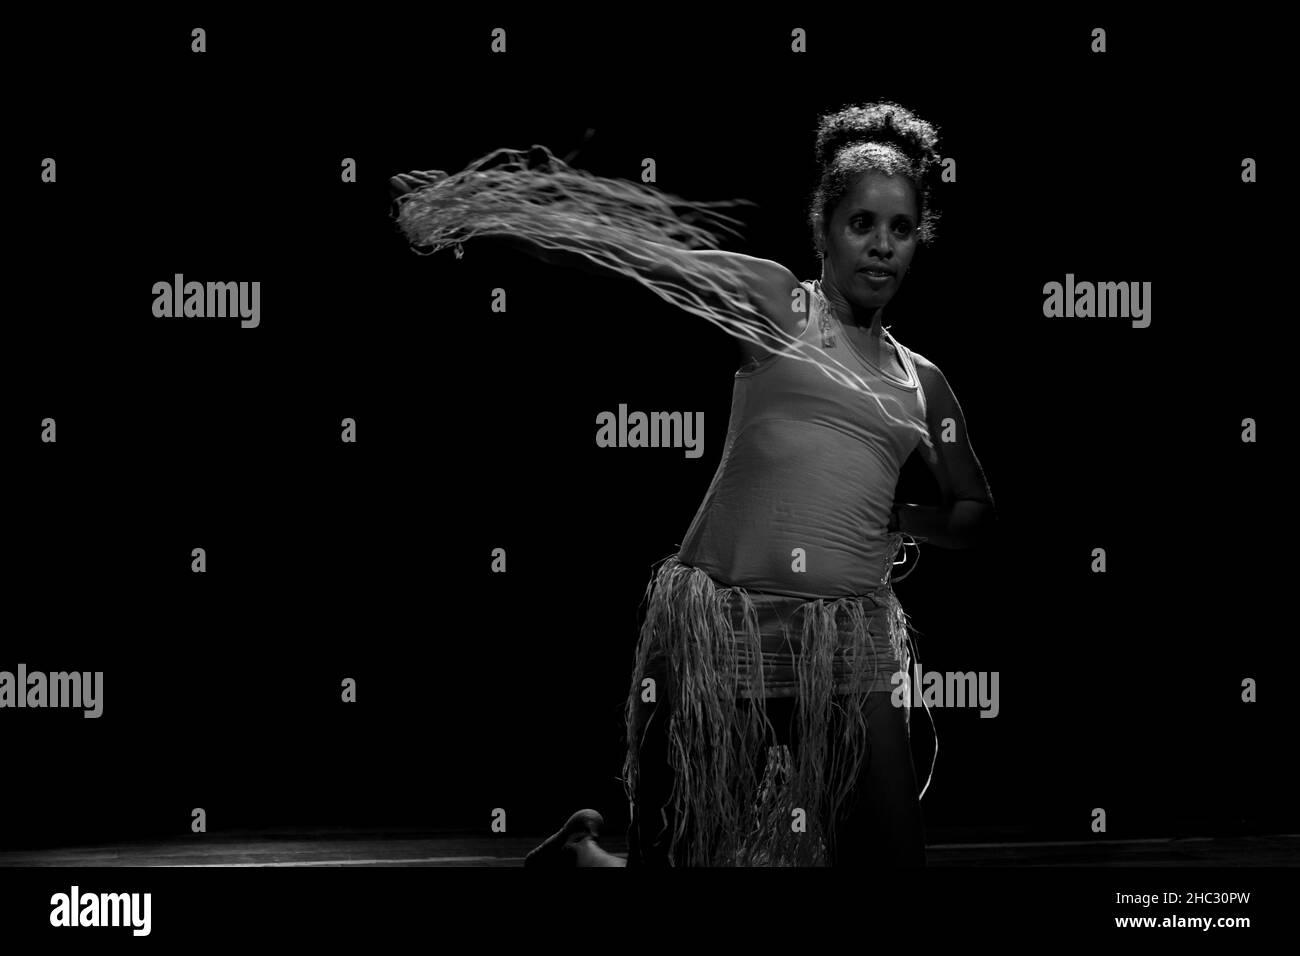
[807,102,943,256]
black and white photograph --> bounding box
[2,9,1291,944]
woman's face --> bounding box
[821,171,920,310]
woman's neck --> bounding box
[818,274,887,338]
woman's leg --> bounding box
[625,689,675,868]
[830,691,926,867]
[627,692,798,867]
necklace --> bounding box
[813,280,836,349]
[814,279,892,356]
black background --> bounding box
[5,11,1287,852]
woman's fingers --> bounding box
[389,169,448,197]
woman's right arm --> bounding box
[499,235,803,339]
[393,167,801,336]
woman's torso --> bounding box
[676,278,928,598]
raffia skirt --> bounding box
[621,543,921,867]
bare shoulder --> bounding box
[676,252,805,369]
[906,349,965,422]
[688,251,804,333]
[906,348,944,389]
[908,346,933,368]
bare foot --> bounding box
[524,809,627,868]
[572,836,627,867]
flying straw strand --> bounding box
[393,145,935,458]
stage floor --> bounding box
[2,831,1296,867]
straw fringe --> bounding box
[392,145,936,460]
[623,543,921,867]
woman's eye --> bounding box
[853,217,912,236]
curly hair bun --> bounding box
[814,102,940,169]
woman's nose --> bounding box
[867,226,894,257]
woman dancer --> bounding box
[394,102,995,867]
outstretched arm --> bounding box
[390,156,780,319]
[495,232,732,285]
[392,152,915,435]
